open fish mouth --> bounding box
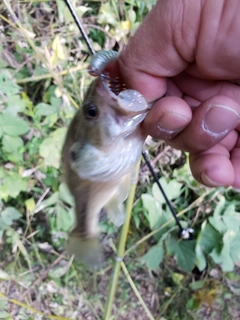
[88,50,125,97]
[99,58,126,96]
[99,59,150,120]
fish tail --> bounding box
[67,231,104,268]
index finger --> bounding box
[118,0,195,100]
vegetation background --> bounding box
[0,0,240,319]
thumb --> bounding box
[118,0,200,101]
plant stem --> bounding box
[121,261,155,320]
[16,65,87,84]
[103,162,140,320]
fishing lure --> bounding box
[88,50,119,76]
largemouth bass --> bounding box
[62,52,149,267]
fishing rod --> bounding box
[64,0,194,239]
[64,0,95,55]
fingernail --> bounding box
[203,104,240,134]
[157,113,188,138]
[201,172,224,187]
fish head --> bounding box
[63,63,149,182]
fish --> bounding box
[62,52,150,268]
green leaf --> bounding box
[56,205,74,232]
[56,0,67,23]
[210,230,237,272]
[222,204,240,232]
[208,196,227,233]
[213,196,226,216]
[0,269,11,280]
[0,114,30,136]
[0,168,6,179]
[173,162,196,186]
[226,272,239,280]
[25,198,36,214]
[210,246,233,272]
[132,200,143,229]
[0,72,20,95]
[33,66,49,77]
[208,215,226,234]
[3,173,27,199]
[0,297,8,309]
[50,96,62,109]
[141,193,162,229]
[45,192,60,207]
[53,127,67,143]
[133,213,140,229]
[39,127,67,168]
[59,183,74,206]
[45,113,59,128]
[0,217,9,231]
[39,138,59,167]
[189,280,206,291]
[0,186,8,202]
[128,9,136,23]
[229,232,240,262]
[4,94,26,115]
[98,3,118,26]
[166,233,196,272]
[49,256,73,278]
[140,243,164,270]
[186,297,200,310]
[35,102,59,117]
[0,171,27,200]
[15,239,32,269]
[195,221,222,271]
[152,177,182,204]
[0,311,11,319]
[65,5,92,23]
[2,135,23,153]
[172,272,184,285]
[1,207,22,226]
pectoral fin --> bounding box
[105,197,126,227]
[105,171,134,227]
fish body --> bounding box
[62,55,149,267]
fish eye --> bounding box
[83,104,99,120]
[70,149,77,162]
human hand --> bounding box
[119,0,240,188]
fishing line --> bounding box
[64,0,193,239]
[142,150,183,233]
[64,0,95,55]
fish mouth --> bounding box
[99,60,151,118]
[99,59,126,97]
